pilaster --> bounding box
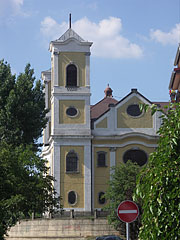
[85,52,91,87]
[53,51,59,86]
[53,143,61,197]
[109,147,116,179]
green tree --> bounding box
[0,60,60,239]
[0,60,48,148]
[134,103,180,239]
[105,161,141,240]
[0,143,60,239]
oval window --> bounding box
[66,106,78,117]
[126,104,141,117]
[123,149,147,166]
[68,191,77,205]
[98,192,106,204]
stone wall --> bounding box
[6,218,122,240]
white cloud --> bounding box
[150,24,180,45]
[40,16,68,40]
[40,16,143,59]
[0,0,27,20]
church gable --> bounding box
[116,95,153,129]
[92,88,160,136]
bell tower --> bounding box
[42,18,93,211]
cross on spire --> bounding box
[69,13,71,29]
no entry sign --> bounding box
[117,200,139,223]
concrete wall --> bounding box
[6,218,121,240]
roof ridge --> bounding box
[91,97,118,109]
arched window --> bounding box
[97,151,107,167]
[123,149,147,166]
[68,191,77,205]
[98,192,106,204]
[66,150,78,173]
[66,64,77,87]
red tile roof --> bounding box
[91,97,118,120]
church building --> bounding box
[41,24,165,212]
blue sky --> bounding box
[0,0,180,104]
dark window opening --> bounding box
[98,192,106,204]
[127,104,141,117]
[97,152,107,167]
[66,106,78,117]
[123,149,147,166]
[66,64,77,87]
[68,191,77,205]
[66,151,78,172]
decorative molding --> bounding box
[109,147,117,152]
[85,52,91,56]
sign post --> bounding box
[117,200,139,240]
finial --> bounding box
[69,13,71,29]
[104,84,113,98]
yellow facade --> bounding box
[96,117,108,128]
[94,147,110,208]
[59,100,85,124]
[58,52,86,87]
[117,96,153,128]
[60,146,84,208]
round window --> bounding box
[98,192,106,204]
[126,104,141,117]
[68,191,77,205]
[66,106,78,117]
[123,149,147,166]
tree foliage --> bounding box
[0,143,60,239]
[0,60,48,148]
[0,60,59,239]
[134,103,180,239]
[105,161,141,240]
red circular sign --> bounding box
[117,200,139,223]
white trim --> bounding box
[50,39,92,53]
[53,143,60,197]
[92,146,95,211]
[53,51,59,86]
[92,132,158,140]
[93,141,157,148]
[85,53,90,87]
[110,148,116,179]
[62,208,87,211]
